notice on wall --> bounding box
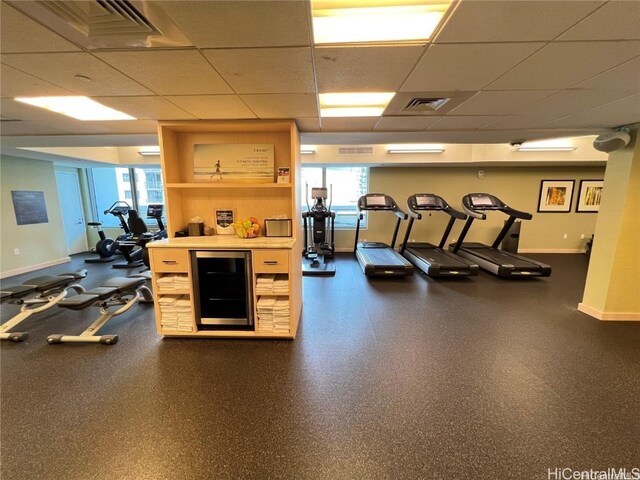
[11,190,49,225]
[193,144,274,183]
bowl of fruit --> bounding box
[233,217,261,238]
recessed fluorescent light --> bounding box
[320,92,395,117]
[387,144,445,153]
[312,2,453,44]
[14,96,135,121]
[138,146,161,156]
[513,139,576,152]
[301,145,316,155]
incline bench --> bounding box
[48,276,153,345]
[1,271,87,342]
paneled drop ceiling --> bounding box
[0,0,639,153]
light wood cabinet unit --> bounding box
[149,120,302,339]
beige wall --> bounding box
[334,165,605,252]
[1,155,68,277]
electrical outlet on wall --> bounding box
[563,234,568,239]
[13,248,20,255]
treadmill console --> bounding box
[468,193,499,210]
[147,204,164,218]
[363,194,392,209]
[412,194,443,210]
[311,187,328,199]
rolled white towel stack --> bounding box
[256,296,289,334]
[156,274,190,291]
[257,296,276,332]
[158,294,192,332]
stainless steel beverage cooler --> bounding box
[191,251,253,329]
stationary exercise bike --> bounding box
[141,204,168,269]
[85,201,133,264]
[302,185,336,276]
[112,204,167,269]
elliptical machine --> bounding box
[85,201,133,264]
[302,185,336,276]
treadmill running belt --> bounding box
[471,247,539,269]
[362,247,407,266]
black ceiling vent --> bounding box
[403,97,451,112]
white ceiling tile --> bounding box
[402,43,544,91]
[524,89,638,117]
[82,120,160,135]
[240,94,318,118]
[559,0,640,41]
[1,53,152,96]
[296,118,321,132]
[487,41,640,90]
[320,117,379,131]
[0,65,71,98]
[436,0,604,43]
[93,97,196,120]
[316,46,424,92]
[164,95,256,120]
[0,3,81,53]
[375,116,440,131]
[547,93,640,128]
[157,1,311,48]
[450,91,557,115]
[428,116,505,130]
[203,48,315,94]
[478,114,563,130]
[95,50,233,95]
[575,57,640,91]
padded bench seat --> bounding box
[58,287,118,310]
[22,275,75,291]
[101,277,146,293]
[1,285,37,300]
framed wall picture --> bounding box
[538,180,575,213]
[576,180,604,213]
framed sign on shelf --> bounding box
[576,180,604,213]
[193,144,274,183]
[538,180,574,213]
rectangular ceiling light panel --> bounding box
[320,92,395,117]
[312,1,453,44]
[15,96,135,121]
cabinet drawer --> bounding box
[151,249,190,273]
[253,250,289,274]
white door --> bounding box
[55,171,88,255]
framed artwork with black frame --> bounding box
[576,180,604,213]
[537,180,575,213]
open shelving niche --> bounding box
[151,120,302,339]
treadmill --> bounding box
[400,194,479,277]
[353,194,414,277]
[450,193,552,277]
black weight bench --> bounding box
[48,276,154,345]
[0,271,87,342]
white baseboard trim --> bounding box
[0,257,71,280]
[519,248,584,254]
[577,303,640,321]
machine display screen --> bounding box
[416,195,437,206]
[147,204,164,217]
[311,188,327,199]
[365,195,387,207]
[471,196,493,207]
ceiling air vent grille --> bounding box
[39,0,160,37]
[403,97,451,112]
[337,146,374,156]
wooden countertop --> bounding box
[148,236,296,249]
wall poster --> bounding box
[193,144,274,183]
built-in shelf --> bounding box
[166,182,292,189]
[156,289,191,295]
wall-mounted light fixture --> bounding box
[138,146,161,156]
[387,144,445,154]
[511,139,576,152]
[301,145,316,155]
